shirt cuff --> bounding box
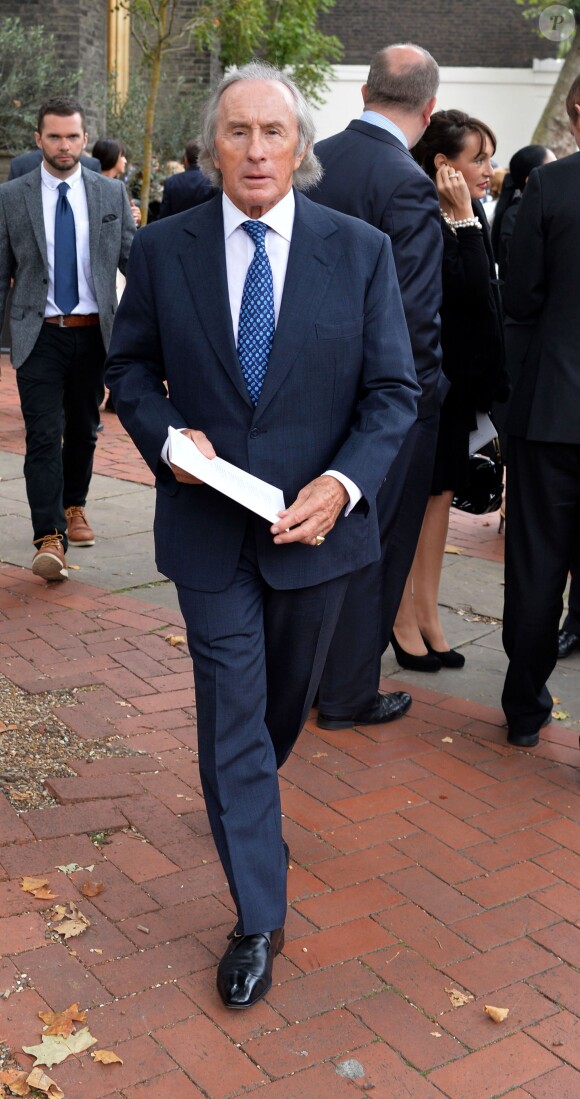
[324,470,362,516]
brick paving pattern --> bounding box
[0,359,579,1096]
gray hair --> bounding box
[198,61,322,190]
[365,43,439,114]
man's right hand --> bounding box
[169,428,216,484]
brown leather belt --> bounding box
[44,314,100,328]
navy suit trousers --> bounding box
[176,522,348,934]
[317,413,439,716]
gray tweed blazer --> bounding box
[0,165,136,367]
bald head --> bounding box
[364,43,439,114]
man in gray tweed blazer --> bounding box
[0,96,135,580]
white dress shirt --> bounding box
[40,163,98,316]
[164,188,361,512]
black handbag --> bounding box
[452,438,503,515]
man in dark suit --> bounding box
[106,62,419,1009]
[0,96,135,581]
[8,148,102,178]
[158,139,216,217]
[309,44,445,729]
[501,75,580,747]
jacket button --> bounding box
[249,428,259,438]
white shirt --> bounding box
[164,188,361,512]
[360,109,409,150]
[41,163,98,316]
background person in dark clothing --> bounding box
[501,76,580,747]
[158,139,217,217]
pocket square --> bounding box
[102,213,118,223]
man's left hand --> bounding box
[271,475,348,546]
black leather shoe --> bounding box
[390,633,441,672]
[317,691,412,730]
[283,840,290,869]
[558,629,580,659]
[507,714,551,749]
[217,927,284,1009]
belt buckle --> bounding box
[58,315,66,328]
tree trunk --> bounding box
[140,48,163,227]
[533,28,580,156]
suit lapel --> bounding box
[255,191,340,420]
[82,167,102,263]
[22,170,48,269]
[178,196,253,408]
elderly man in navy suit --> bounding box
[106,61,419,1009]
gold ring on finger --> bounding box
[314,535,325,546]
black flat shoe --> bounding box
[558,629,580,659]
[424,642,465,669]
[317,690,412,730]
[390,633,441,672]
[217,927,284,1009]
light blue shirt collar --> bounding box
[359,110,409,150]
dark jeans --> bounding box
[16,324,105,549]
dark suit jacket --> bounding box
[503,153,580,443]
[440,199,505,414]
[106,190,420,592]
[8,150,101,179]
[310,119,445,419]
[159,165,217,217]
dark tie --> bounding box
[54,181,79,315]
[237,220,275,405]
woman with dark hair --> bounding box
[92,137,141,226]
[391,109,507,671]
[496,144,555,282]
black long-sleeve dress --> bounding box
[431,205,506,495]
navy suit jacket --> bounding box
[159,165,217,217]
[311,120,445,419]
[503,153,580,444]
[8,149,101,179]
[106,190,420,592]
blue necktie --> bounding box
[237,220,275,405]
[54,181,79,315]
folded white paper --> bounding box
[469,411,497,455]
[168,426,286,524]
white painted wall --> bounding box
[311,59,563,165]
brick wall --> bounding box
[320,0,558,67]
[0,0,107,139]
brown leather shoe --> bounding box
[65,506,95,547]
[32,533,68,581]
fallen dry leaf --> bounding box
[80,880,104,898]
[39,1003,87,1038]
[552,710,569,721]
[441,736,453,744]
[0,1069,30,1095]
[20,877,56,901]
[56,863,94,876]
[25,1068,64,1098]
[445,987,474,1008]
[92,1050,123,1065]
[52,901,91,940]
[444,544,463,555]
[165,633,186,646]
[430,1031,442,1038]
[484,1004,509,1023]
[23,1026,97,1067]
[68,564,80,570]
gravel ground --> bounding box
[0,673,132,812]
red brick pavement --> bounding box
[1,355,579,1097]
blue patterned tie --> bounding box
[54,181,79,315]
[237,220,275,405]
